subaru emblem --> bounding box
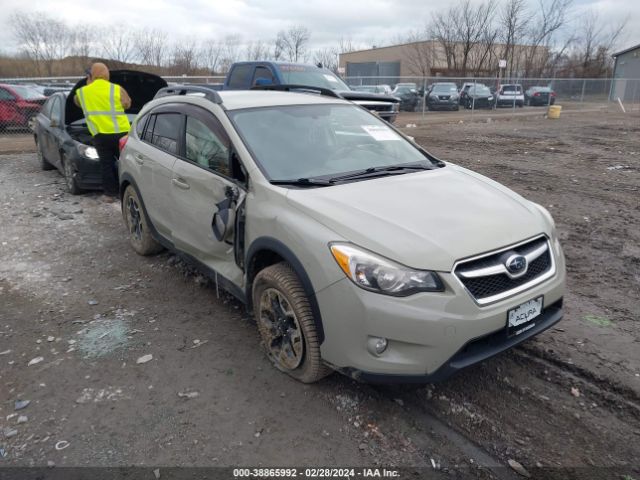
[505,254,527,276]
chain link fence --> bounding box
[0,74,638,136]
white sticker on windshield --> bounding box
[361,125,401,141]
[324,74,339,83]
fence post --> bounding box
[580,79,586,104]
[422,77,426,118]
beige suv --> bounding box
[118,85,565,383]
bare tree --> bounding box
[199,39,225,74]
[245,40,270,61]
[170,38,199,74]
[102,27,136,63]
[401,31,436,77]
[522,0,572,76]
[135,28,169,67]
[275,25,311,62]
[219,34,242,73]
[11,11,75,75]
[313,47,339,72]
[499,0,527,76]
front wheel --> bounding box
[62,154,82,195]
[122,185,163,256]
[252,262,331,383]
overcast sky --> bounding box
[0,0,636,55]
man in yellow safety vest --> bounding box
[74,62,132,201]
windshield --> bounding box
[432,85,457,93]
[394,86,416,94]
[354,86,377,93]
[229,104,437,181]
[276,65,350,91]
[11,85,46,100]
[470,86,491,95]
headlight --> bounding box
[392,103,400,112]
[451,95,459,101]
[77,144,99,160]
[330,243,444,296]
[488,96,494,101]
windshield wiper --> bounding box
[270,178,332,187]
[327,164,434,183]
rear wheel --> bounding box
[252,262,331,383]
[61,154,82,195]
[122,185,163,256]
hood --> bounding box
[66,70,168,125]
[285,165,548,271]
[337,90,400,104]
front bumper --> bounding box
[69,150,103,190]
[316,238,565,381]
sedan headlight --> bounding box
[451,95,459,101]
[77,144,99,160]
[488,96,494,101]
[330,243,443,296]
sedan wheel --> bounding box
[27,115,37,132]
[62,155,81,195]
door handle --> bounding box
[133,153,144,165]
[172,178,190,190]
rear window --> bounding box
[135,114,148,138]
[228,65,253,89]
[149,113,181,154]
[502,85,522,93]
[11,85,46,100]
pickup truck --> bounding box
[221,61,400,123]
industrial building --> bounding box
[611,43,640,102]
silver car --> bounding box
[119,85,565,383]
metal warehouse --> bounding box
[611,43,640,102]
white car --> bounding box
[496,84,525,107]
[118,85,565,383]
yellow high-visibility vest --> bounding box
[75,79,130,136]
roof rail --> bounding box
[250,84,342,99]
[155,85,223,104]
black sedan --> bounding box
[33,70,166,194]
[462,85,494,109]
[525,86,556,106]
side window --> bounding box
[143,115,156,143]
[151,113,181,155]
[50,98,62,124]
[0,88,14,100]
[41,98,54,118]
[227,64,252,89]
[185,116,229,176]
[135,114,148,138]
[252,66,274,86]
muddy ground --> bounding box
[0,108,639,478]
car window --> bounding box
[228,64,252,88]
[41,97,54,118]
[135,114,148,138]
[185,116,229,176]
[502,85,522,93]
[252,66,274,86]
[50,97,62,124]
[150,113,181,155]
[0,88,14,100]
[276,65,350,91]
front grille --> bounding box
[439,95,450,100]
[454,237,553,303]
[367,104,393,113]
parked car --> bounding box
[0,84,47,131]
[223,61,400,123]
[118,84,565,384]
[426,83,460,111]
[525,86,556,106]
[462,84,495,109]
[33,70,167,194]
[353,85,392,95]
[392,83,420,111]
[458,82,487,105]
[496,84,525,107]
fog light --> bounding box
[367,336,388,356]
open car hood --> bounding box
[65,70,167,125]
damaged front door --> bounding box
[168,109,245,286]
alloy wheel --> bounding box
[258,288,304,370]
[127,196,143,241]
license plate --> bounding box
[507,296,543,336]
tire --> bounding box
[61,154,82,195]
[252,262,331,383]
[26,114,37,132]
[35,137,54,171]
[122,185,163,256]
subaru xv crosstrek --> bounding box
[118,85,565,383]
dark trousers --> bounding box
[93,133,126,196]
